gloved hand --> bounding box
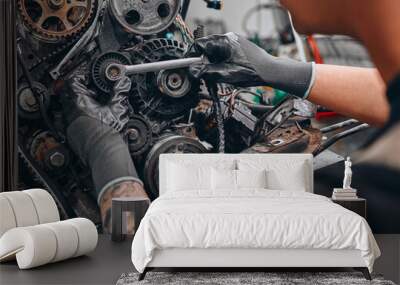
[60,74,131,132]
[190,32,316,99]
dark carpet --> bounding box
[117,272,396,285]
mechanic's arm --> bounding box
[60,75,148,233]
[190,33,389,126]
[309,64,389,126]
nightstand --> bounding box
[332,198,367,219]
[111,197,150,242]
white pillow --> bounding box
[266,166,307,191]
[167,162,211,191]
[236,169,267,189]
[212,168,237,190]
[238,159,309,192]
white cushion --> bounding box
[212,168,237,190]
[160,154,313,195]
[236,169,267,189]
[0,189,60,238]
[266,164,307,191]
[238,158,309,192]
[165,156,236,171]
[42,222,79,262]
[64,218,98,257]
[0,196,17,237]
[167,162,212,191]
[0,226,57,269]
[0,191,39,228]
[0,218,98,269]
[160,154,237,195]
[23,189,59,224]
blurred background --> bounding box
[185,0,375,158]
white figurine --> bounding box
[343,157,353,189]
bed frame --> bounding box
[139,248,371,280]
[139,154,372,281]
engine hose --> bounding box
[192,28,225,152]
[215,101,225,153]
[208,83,225,153]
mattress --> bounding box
[131,190,380,273]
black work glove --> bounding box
[61,74,131,132]
[190,33,316,99]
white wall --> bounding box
[185,0,277,37]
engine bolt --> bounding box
[49,152,65,168]
[128,129,140,141]
[48,0,65,9]
[176,143,185,152]
[25,93,37,107]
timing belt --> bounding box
[18,142,76,219]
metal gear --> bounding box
[28,130,70,172]
[143,134,208,199]
[91,51,132,95]
[124,114,153,157]
[17,81,50,120]
[129,38,200,119]
[18,0,97,42]
[109,0,182,35]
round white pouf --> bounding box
[0,196,17,237]
[0,191,39,227]
[0,226,57,269]
[23,189,59,224]
[42,221,79,262]
[0,218,98,269]
[65,218,98,257]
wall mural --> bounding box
[16,0,366,229]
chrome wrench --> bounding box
[104,56,206,82]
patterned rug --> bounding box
[117,272,396,285]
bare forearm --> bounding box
[308,64,389,126]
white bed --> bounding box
[131,154,380,280]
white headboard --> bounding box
[159,153,313,196]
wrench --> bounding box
[104,56,207,82]
[104,39,233,81]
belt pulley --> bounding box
[125,115,153,157]
[109,0,182,35]
[128,38,200,119]
[18,0,97,42]
[143,134,208,199]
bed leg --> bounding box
[354,267,372,280]
[138,268,148,281]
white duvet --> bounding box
[131,190,380,273]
